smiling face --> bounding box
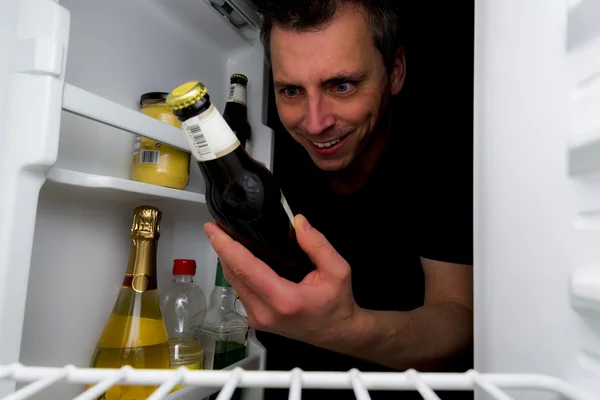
[270,4,405,172]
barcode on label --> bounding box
[187,124,212,156]
[228,84,235,101]
[140,150,160,164]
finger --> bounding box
[204,222,295,304]
[294,214,350,279]
[219,259,272,320]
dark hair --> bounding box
[256,0,403,71]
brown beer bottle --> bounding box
[166,81,314,283]
[222,73,252,155]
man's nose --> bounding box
[302,94,335,136]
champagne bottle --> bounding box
[223,73,252,155]
[166,81,314,283]
[88,206,171,400]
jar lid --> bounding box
[173,259,197,275]
[140,92,169,107]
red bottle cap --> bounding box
[173,259,196,276]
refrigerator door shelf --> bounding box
[567,34,600,176]
[63,84,191,154]
[45,167,208,218]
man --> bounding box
[204,0,474,398]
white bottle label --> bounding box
[182,104,241,162]
[133,135,141,156]
[281,192,295,227]
[227,83,247,106]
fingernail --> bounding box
[297,214,312,232]
[204,222,218,240]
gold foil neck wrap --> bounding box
[131,205,162,240]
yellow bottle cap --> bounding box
[166,81,208,111]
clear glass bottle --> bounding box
[161,259,207,391]
[88,205,170,400]
[200,259,249,400]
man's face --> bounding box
[270,5,405,172]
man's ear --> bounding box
[390,46,406,96]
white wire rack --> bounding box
[0,363,598,400]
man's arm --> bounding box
[331,258,473,371]
[204,216,473,372]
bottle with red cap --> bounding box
[160,259,208,389]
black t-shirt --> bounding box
[256,96,473,400]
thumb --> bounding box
[294,214,350,278]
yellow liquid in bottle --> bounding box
[88,285,171,399]
[169,337,204,391]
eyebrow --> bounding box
[274,69,368,88]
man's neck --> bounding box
[327,116,391,195]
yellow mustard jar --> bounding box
[131,92,191,190]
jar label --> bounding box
[227,83,247,106]
[182,104,240,162]
[133,135,141,156]
[140,150,160,164]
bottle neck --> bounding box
[123,237,158,292]
[180,103,241,164]
[172,275,194,283]
[226,83,247,109]
[209,286,237,311]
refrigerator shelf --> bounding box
[62,84,191,154]
[0,364,597,400]
[43,167,207,216]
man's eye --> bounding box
[282,87,299,97]
[333,82,355,93]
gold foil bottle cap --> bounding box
[166,81,208,111]
[130,205,161,240]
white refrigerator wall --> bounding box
[474,0,600,398]
[1,0,271,398]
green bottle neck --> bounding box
[215,258,232,288]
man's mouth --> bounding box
[311,138,343,148]
[309,133,351,156]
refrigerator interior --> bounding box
[1,0,270,398]
[2,0,600,399]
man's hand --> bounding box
[204,214,473,371]
[203,214,361,349]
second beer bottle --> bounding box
[223,73,252,155]
[166,81,313,283]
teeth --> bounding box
[312,139,341,148]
